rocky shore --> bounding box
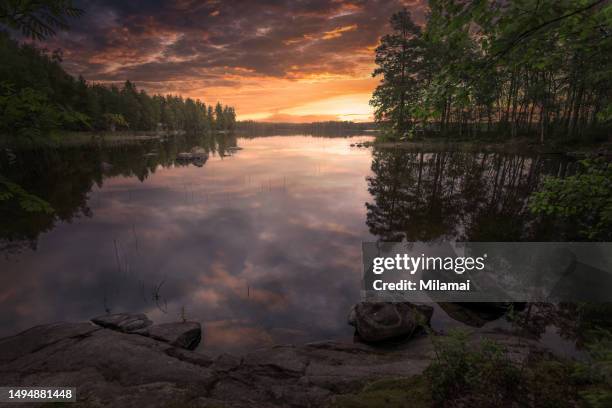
[0,304,546,407]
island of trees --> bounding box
[371,0,612,144]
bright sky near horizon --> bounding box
[46,0,426,122]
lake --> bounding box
[0,133,578,354]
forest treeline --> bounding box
[236,120,375,136]
[372,0,612,142]
[0,32,236,137]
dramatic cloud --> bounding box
[47,0,427,121]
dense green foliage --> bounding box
[370,9,422,135]
[573,327,612,408]
[334,327,611,408]
[0,0,83,40]
[424,329,612,408]
[529,159,612,240]
[0,1,235,137]
[426,330,521,405]
[0,32,236,137]
[0,174,53,214]
[330,376,432,408]
[372,1,612,142]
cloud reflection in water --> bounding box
[0,136,375,353]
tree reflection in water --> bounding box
[0,132,237,255]
[365,148,577,243]
[364,147,599,343]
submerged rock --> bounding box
[348,302,433,343]
[91,313,153,333]
[138,322,202,350]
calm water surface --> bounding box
[0,134,577,354]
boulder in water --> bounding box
[348,302,433,343]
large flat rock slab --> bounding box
[0,322,99,364]
[0,322,438,407]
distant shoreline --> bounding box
[1,130,610,157]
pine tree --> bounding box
[370,8,423,138]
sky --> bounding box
[45,0,426,122]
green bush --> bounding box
[0,82,61,138]
[574,328,612,408]
[425,330,521,406]
[330,376,431,408]
[0,175,54,213]
[529,159,612,240]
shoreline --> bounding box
[369,138,612,156]
[0,316,547,408]
[0,303,600,407]
[0,318,436,407]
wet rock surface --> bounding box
[91,313,202,350]
[91,313,153,333]
[137,322,202,350]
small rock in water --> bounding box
[176,152,193,160]
[91,313,152,333]
[100,161,113,172]
[190,147,208,157]
[139,322,202,350]
[348,302,433,343]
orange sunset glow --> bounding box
[45,0,426,122]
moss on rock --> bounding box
[329,376,431,408]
